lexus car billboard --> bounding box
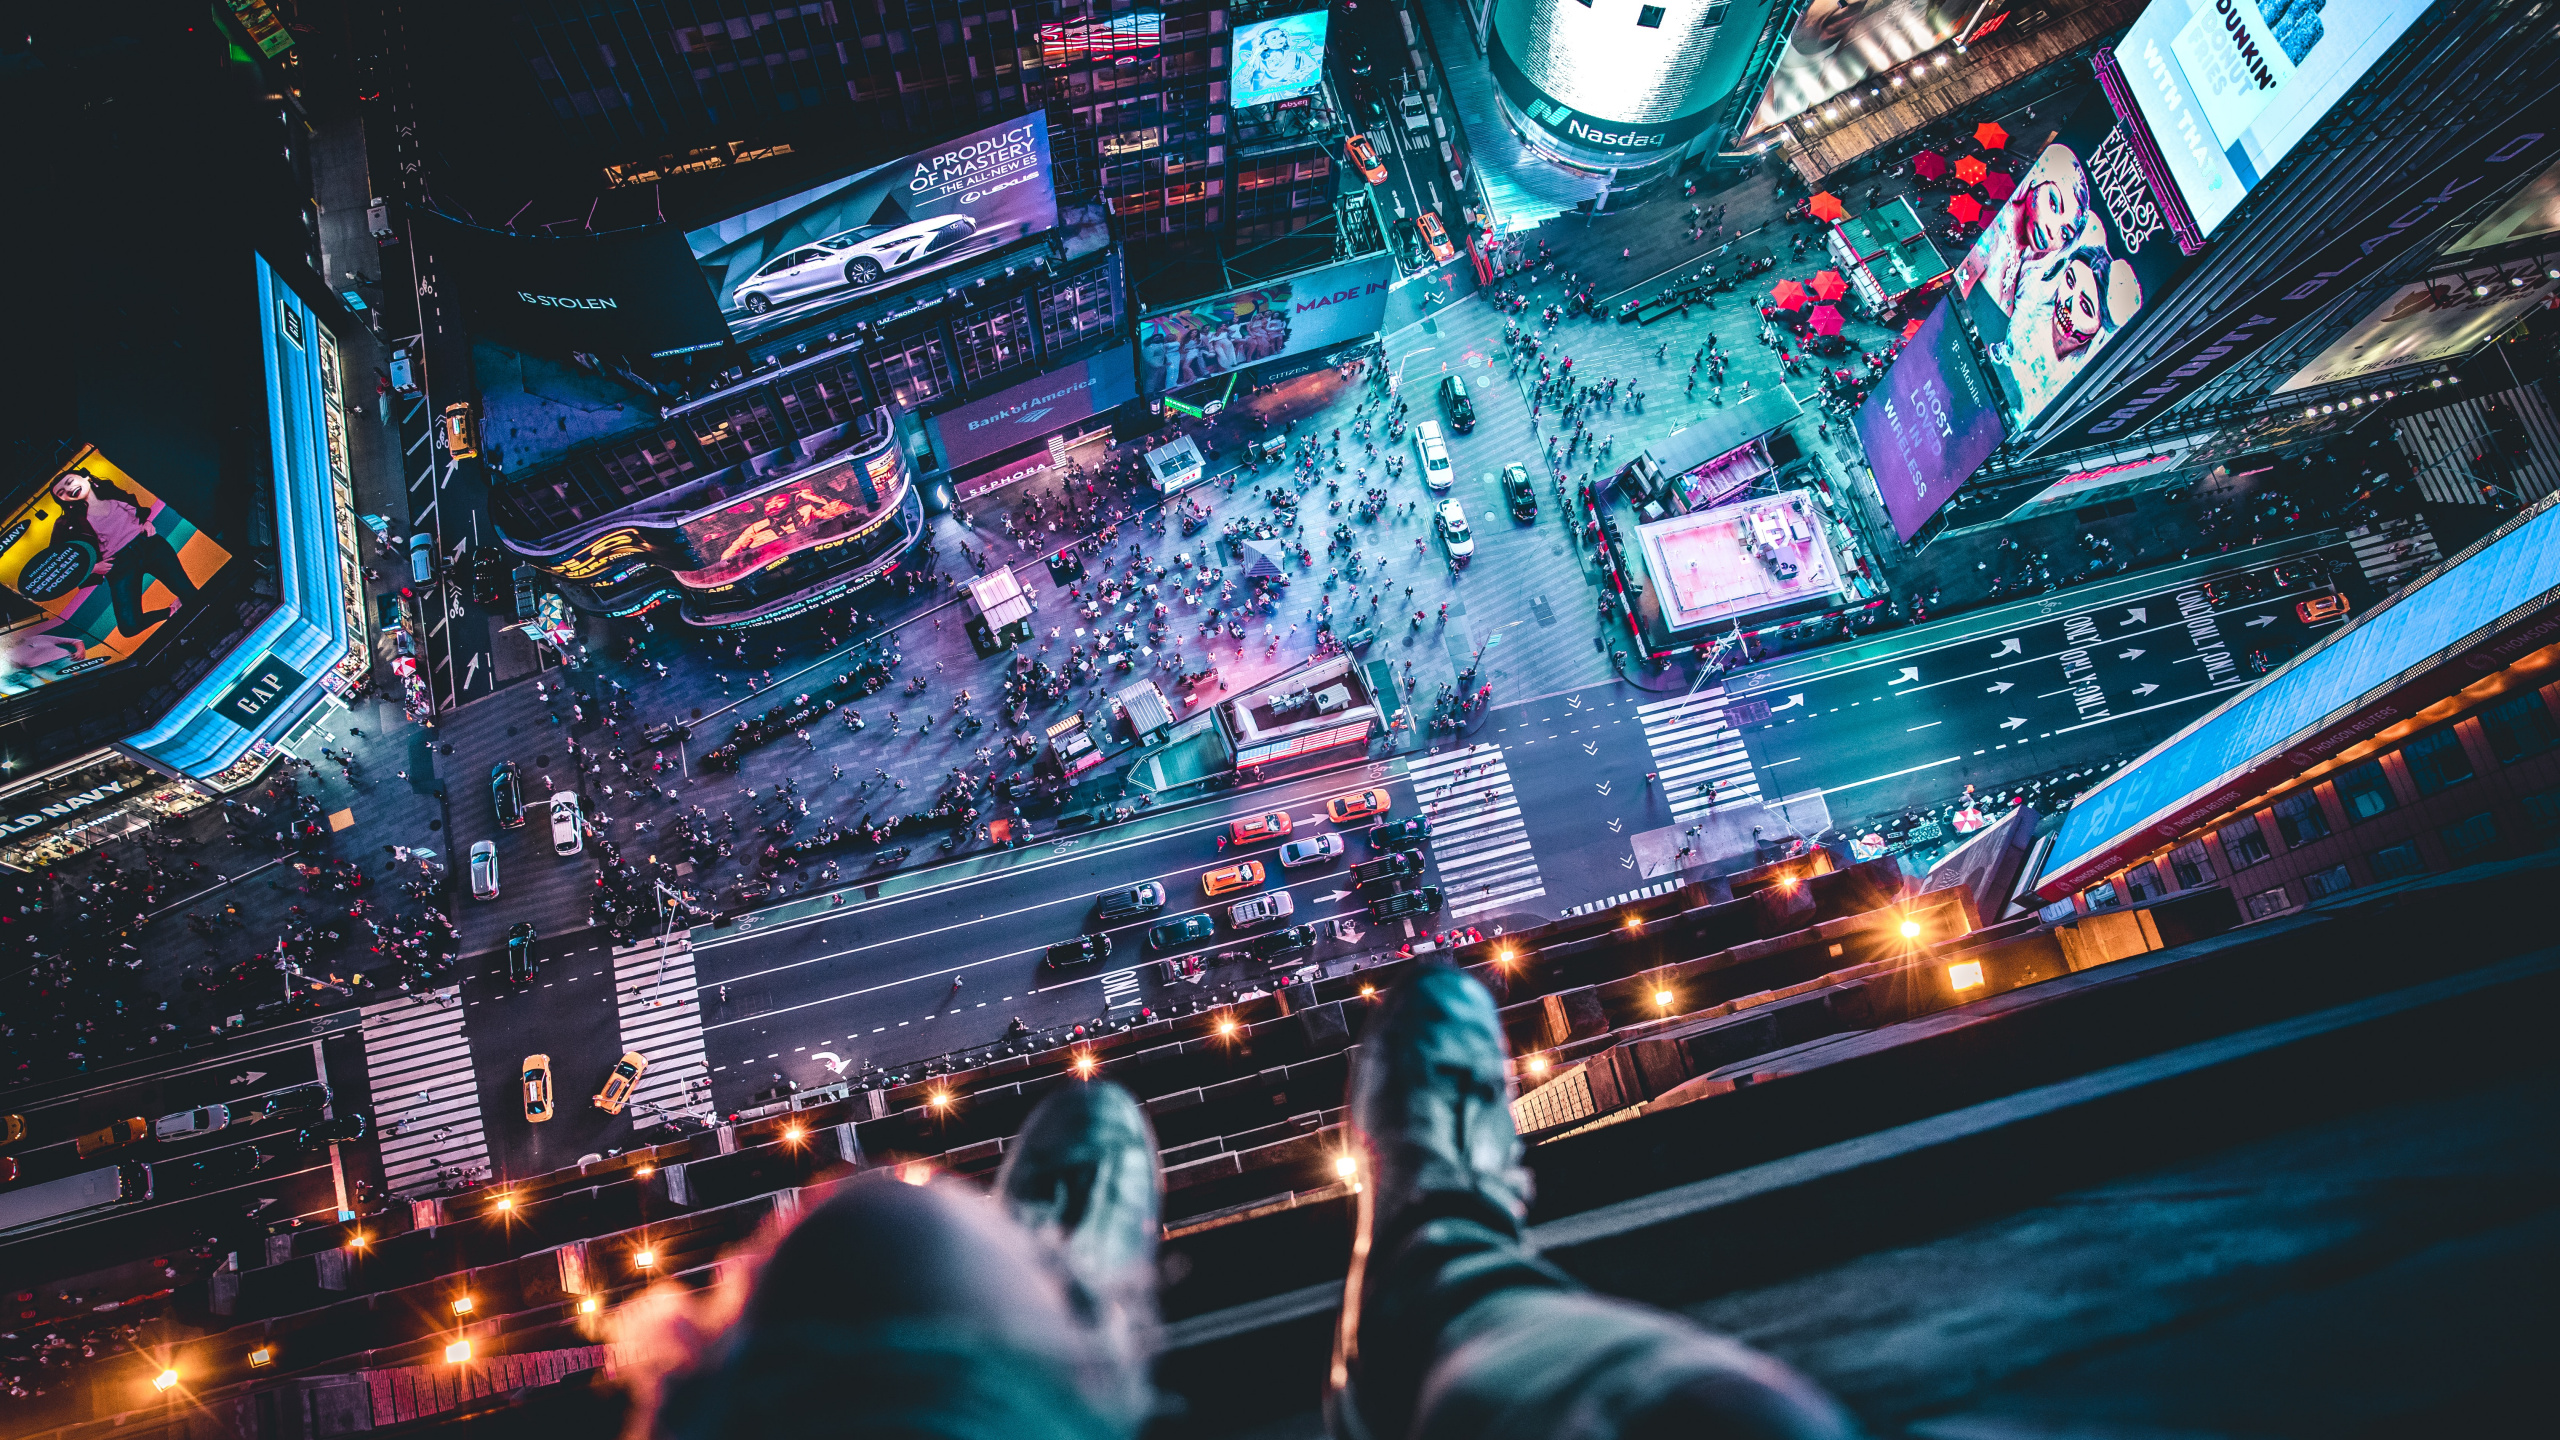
[416,212,733,359]
[0,446,234,697]
[1955,90,2196,427]
[2113,0,2429,237]
[1232,11,1331,110]
[687,114,1060,344]
[1136,254,1395,395]
[1854,302,2007,539]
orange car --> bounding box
[1202,861,1266,897]
[1346,134,1388,185]
[1326,788,1391,824]
[74,1117,148,1159]
[1415,212,1457,264]
[1229,810,1293,844]
[2296,593,2351,625]
[593,1052,648,1115]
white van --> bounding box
[1414,419,1454,491]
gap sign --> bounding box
[214,655,308,729]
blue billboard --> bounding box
[1232,11,1331,109]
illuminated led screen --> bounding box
[1232,11,1331,109]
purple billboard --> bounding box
[1855,301,2006,539]
[930,350,1139,472]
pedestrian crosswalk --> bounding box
[1101,967,1144,1011]
[2347,516,2441,592]
[1637,689,1762,822]
[1561,879,1687,919]
[613,935,709,1120]
[1411,744,1546,921]
[359,987,489,1198]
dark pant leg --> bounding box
[653,1173,1143,1440]
[105,533,197,637]
[1359,1203,1857,1440]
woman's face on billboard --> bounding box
[2025,174,2083,255]
[2051,257,2105,349]
[51,471,95,504]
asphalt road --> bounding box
[1724,537,2352,822]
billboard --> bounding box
[2444,154,2560,256]
[1490,0,1775,163]
[0,447,234,697]
[1136,254,1395,395]
[2115,0,2430,238]
[1955,91,2195,427]
[932,351,1140,472]
[1855,302,2008,539]
[416,212,732,359]
[673,448,908,589]
[686,114,1060,344]
[2277,272,2560,393]
[2034,97,2560,454]
[1746,0,1973,135]
[1232,11,1331,110]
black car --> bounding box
[1146,913,1219,951]
[1367,817,1433,852]
[1370,886,1444,922]
[491,761,525,830]
[1097,883,1168,923]
[1042,933,1115,972]
[160,1145,259,1197]
[1349,852,1423,886]
[1357,874,1419,905]
[1440,375,1475,434]
[254,1083,331,1121]
[1501,464,1539,522]
[505,922,539,987]
[308,1112,373,1142]
[1250,924,1318,962]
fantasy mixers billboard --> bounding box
[1135,254,1395,395]
[0,446,234,697]
[1954,89,2195,427]
[687,114,1061,344]
[2113,0,2430,237]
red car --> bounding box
[1346,134,1388,185]
[1415,213,1457,264]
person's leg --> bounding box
[104,533,196,637]
[1329,963,1857,1440]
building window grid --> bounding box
[2303,864,2355,900]
[950,296,1037,387]
[2481,688,2560,764]
[2220,814,2272,870]
[2120,860,2167,903]
[2242,886,2291,921]
[865,333,957,407]
[691,392,792,466]
[1035,270,1119,352]
[2369,841,2426,881]
[2167,839,2214,890]
[2401,726,2474,796]
[2272,790,2331,848]
[2334,760,2396,823]
[2439,811,2499,862]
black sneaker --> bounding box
[1328,961,1531,1439]
[997,1077,1164,1422]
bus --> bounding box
[0,1164,151,1238]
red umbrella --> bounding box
[1807,305,1846,337]
[1912,151,1948,179]
[1947,193,1984,223]
[1810,269,1849,302]
[1955,154,1989,184]
[1982,171,2017,201]
[1902,317,1926,339]
[1809,191,1849,223]
[1772,278,1809,310]
[1975,121,2009,151]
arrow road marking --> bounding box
[1767,693,1806,711]
[2118,648,2146,660]
[1566,694,1586,710]
[2000,717,2027,730]
[2124,607,2148,624]
[1595,780,1612,796]
[1582,741,1599,754]
[463,653,483,691]
[1991,637,2022,656]
[1606,818,1624,833]
[1890,667,1920,684]
[1986,681,2014,693]
[1320,889,1353,903]
[229,1071,270,1087]
[811,1052,848,1075]
[2246,614,2278,627]
[2131,683,2160,696]
[1620,855,1637,868]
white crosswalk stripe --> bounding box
[613,936,709,1117]
[1637,689,1763,822]
[1562,880,1684,918]
[2347,516,2440,592]
[1410,744,1546,920]
[359,987,489,1198]
[1101,967,1143,1011]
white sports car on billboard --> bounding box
[730,215,981,315]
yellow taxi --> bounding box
[522,1055,555,1123]
[1346,133,1388,185]
[1416,212,1458,264]
[1325,788,1391,824]
[74,1117,148,1159]
[1228,810,1293,844]
[1202,861,1266,897]
[593,1051,649,1115]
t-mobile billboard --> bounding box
[687,115,1060,344]
[1135,254,1395,395]
[932,351,1140,472]
[1854,301,2007,539]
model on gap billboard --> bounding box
[0,447,234,696]
[1955,108,2173,425]
[687,114,1062,344]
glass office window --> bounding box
[2333,761,2395,823]
[2242,886,2290,920]
[2220,814,2271,870]
[2167,839,2214,889]
[2400,727,2473,796]
[2368,841,2426,881]
[2303,863,2355,899]
[2120,860,2167,903]
[2438,811,2498,863]
[2271,790,2330,848]
[2479,689,2559,764]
